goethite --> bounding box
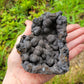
[16,11,69,74]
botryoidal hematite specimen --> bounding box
[16,11,69,74]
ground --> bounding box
[0,0,84,84]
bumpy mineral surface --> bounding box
[16,11,69,74]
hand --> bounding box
[66,24,84,60]
[3,20,84,84]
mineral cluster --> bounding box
[16,11,69,74]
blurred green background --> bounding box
[0,0,84,84]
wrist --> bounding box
[2,69,42,84]
[3,70,21,84]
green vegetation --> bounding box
[0,0,84,84]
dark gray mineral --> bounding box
[16,11,69,75]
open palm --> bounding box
[3,20,84,84]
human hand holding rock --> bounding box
[3,20,84,84]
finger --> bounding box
[14,35,23,46]
[69,44,84,60]
[67,34,84,50]
[67,24,80,33]
[66,28,84,42]
[16,20,32,43]
[25,20,30,26]
[23,20,32,35]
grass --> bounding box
[0,0,84,84]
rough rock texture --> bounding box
[16,11,69,74]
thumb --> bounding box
[15,20,32,45]
[23,20,32,35]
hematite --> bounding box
[16,11,69,74]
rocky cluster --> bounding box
[16,11,69,74]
